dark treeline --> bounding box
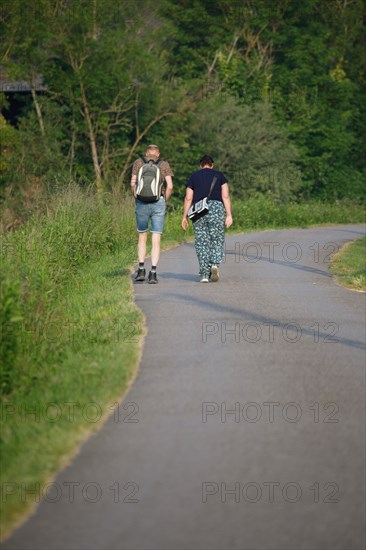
[1,0,365,209]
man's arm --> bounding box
[130,160,139,196]
[164,175,173,202]
[130,173,137,197]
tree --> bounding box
[194,96,300,200]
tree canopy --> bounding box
[1,0,365,202]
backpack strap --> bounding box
[141,156,162,165]
[207,176,218,200]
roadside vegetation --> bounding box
[330,237,366,291]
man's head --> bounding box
[200,154,214,168]
[146,144,160,160]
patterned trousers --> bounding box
[193,200,226,278]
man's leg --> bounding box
[134,231,148,281]
[148,197,166,283]
[138,231,148,263]
[135,200,149,281]
[151,232,161,266]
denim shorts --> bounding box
[135,197,166,234]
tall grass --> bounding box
[1,184,137,394]
[0,184,144,536]
[232,194,365,229]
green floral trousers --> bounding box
[193,200,226,278]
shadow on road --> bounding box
[330,229,366,235]
[158,272,198,282]
[224,252,332,278]
[166,292,366,351]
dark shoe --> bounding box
[148,271,158,284]
[135,268,146,282]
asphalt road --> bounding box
[3,225,366,550]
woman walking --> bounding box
[182,155,233,282]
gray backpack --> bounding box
[135,157,163,203]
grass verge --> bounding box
[330,237,366,291]
[1,252,144,538]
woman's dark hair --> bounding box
[199,155,214,166]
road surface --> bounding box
[3,225,366,550]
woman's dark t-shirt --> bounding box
[186,168,227,203]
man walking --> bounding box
[131,144,173,284]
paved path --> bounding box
[3,225,366,550]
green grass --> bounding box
[330,237,366,291]
[0,252,144,537]
[231,195,365,229]
[0,186,365,538]
[0,186,143,537]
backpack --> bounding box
[135,157,163,203]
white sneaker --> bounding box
[210,265,219,282]
[200,277,209,283]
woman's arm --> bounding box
[221,183,233,228]
[182,187,194,230]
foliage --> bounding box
[0,0,364,201]
[196,97,301,201]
